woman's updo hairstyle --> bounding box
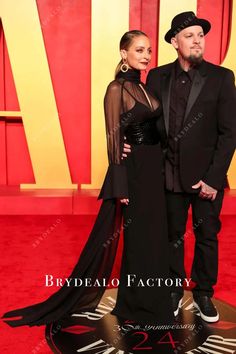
[115,30,148,76]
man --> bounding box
[124,11,236,322]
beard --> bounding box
[187,51,204,65]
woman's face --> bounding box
[121,35,152,71]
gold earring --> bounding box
[121,59,129,72]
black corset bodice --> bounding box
[124,116,160,145]
[121,101,161,145]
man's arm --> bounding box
[202,69,236,190]
[146,69,159,98]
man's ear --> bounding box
[171,37,178,50]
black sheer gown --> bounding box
[1,69,174,327]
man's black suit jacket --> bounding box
[146,59,236,192]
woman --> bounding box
[1,30,174,327]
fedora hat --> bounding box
[165,11,211,43]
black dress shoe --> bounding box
[193,296,219,322]
[171,292,183,317]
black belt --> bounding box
[125,120,160,145]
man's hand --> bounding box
[121,137,131,159]
[120,198,129,205]
[192,180,218,201]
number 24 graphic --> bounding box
[132,331,179,350]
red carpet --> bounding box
[0,214,235,353]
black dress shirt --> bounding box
[165,61,196,192]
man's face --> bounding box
[171,25,205,64]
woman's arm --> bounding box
[98,81,129,201]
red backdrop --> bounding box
[0,0,232,186]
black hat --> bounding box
[165,11,211,43]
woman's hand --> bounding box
[120,198,129,205]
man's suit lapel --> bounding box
[183,60,208,122]
[161,63,175,134]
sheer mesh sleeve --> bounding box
[98,81,129,200]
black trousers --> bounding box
[165,190,224,298]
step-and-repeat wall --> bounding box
[0,0,235,189]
